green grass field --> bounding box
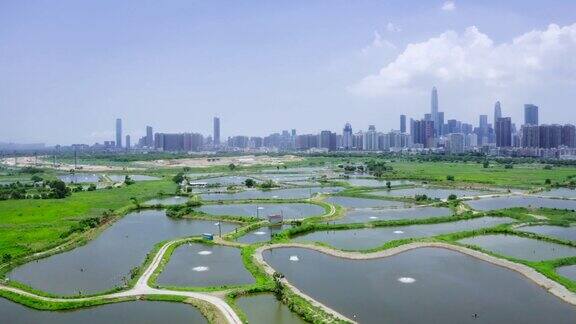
[388,161,576,188]
[0,180,177,259]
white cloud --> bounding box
[386,22,402,33]
[441,1,456,11]
[349,23,576,97]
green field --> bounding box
[387,161,576,188]
[0,180,177,259]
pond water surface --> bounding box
[518,225,576,242]
[8,210,238,295]
[197,203,325,219]
[156,243,254,287]
[538,188,576,198]
[557,265,576,282]
[293,217,513,250]
[58,174,101,183]
[335,207,453,224]
[459,234,576,261]
[263,247,576,323]
[144,196,189,206]
[466,196,576,211]
[325,196,409,209]
[236,294,306,324]
[200,187,342,201]
[372,188,489,199]
[0,299,207,324]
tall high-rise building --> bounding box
[319,130,337,151]
[115,118,122,148]
[125,135,131,150]
[342,123,353,150]
[363,125,378,151]
[562,124,576,148]
[400,115,406,133]
[146,126,153,147]
[521,125,540,148]
[437,112,444,136]
[524,104,539,125]
[479,115,488,130]
[447,133,464,153]
[413,119,435,148]
[495,117,512,147]
[493,101,502,127]
[431,87,439,136]
[213,117,221,145]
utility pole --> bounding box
[74,148,78,169]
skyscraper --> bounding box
[437,111,444,136]
[493,101,502,127]
[524,104,539,125]
[400,115,406,133]
[125,135,131,150]
[342,123,353,150]
[213,117,221,145]
[431,87,439,136]
[115,118,122,148]
[146,126,153,147]
[495,117,512,147]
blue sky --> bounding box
[1,0,576,144]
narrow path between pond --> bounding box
[0,239,242,324]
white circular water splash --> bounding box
[198,251,212,255]
[369,216,379,220]
[289,255,299,262]
[398,277,416,284]
[393,230,404,234]
[254,231,267,235]
[192,266,209,272]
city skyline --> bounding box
[1,1,576,145]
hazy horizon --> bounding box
[2,0,576,145]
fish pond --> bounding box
[325,196,410,209]
[236,294,306,324]
[371,187,489,200]
[335,207,453,224]
[197,203,325,219]
[466,196,576,211]
[293,217,513,250]
[263,247,576,324]
[0,299,207,324]
[8,210,238,295]
[200,187,342,201]
[156,243,254,288]
[518,225,576,242]
[458,234,576,261]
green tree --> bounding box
[172,172,185,184]
[244,178,256,187]
[446,175,455,181]
[228,163,237,171]
[47,180,70,199]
